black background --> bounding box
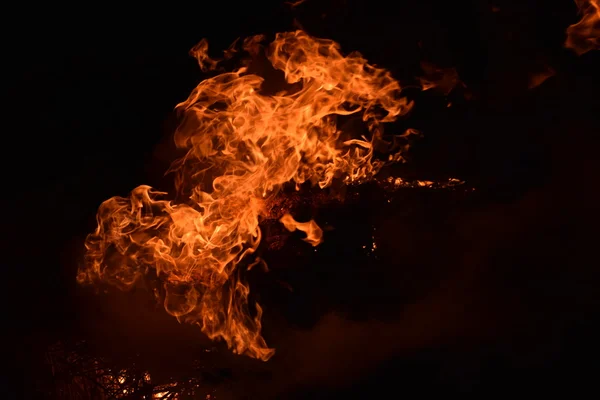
[6,0,600,398]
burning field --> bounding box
[8,0,600,398]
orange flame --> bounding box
[77,31,418,360]
[285,0,307,8]
[279,213,324,246]
[418,61,464,96]
[528,66,555,89]
[565,0,600,55]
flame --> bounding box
[528,66,555,89]
[286,0,307,8]
[418,61,464,96]
[279,213,323,246]
[565,0,600,55]
[78,30,419,360]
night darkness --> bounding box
[6,0,600,398]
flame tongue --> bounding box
[78,30,417,360]
[565,0,600,55]
[279,213,324,246]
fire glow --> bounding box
[77,30,438,361]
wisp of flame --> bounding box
[565,0,600,55]
[78,31,419,361]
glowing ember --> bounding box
[378,176,465,190]
[565,0,600,55]
[78,30,433,360]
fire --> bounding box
[418,61,464,96]
[279,213,323,246]
[565,0,600,55]
[77,30,419,361]
[528,66,555,89]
